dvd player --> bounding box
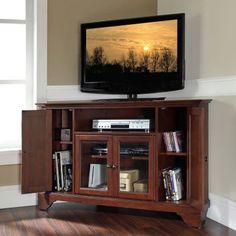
[92,119,150,131]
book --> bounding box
[55,152,62,191]
[172,131,183,153]
[63,164,72,191]
[53,150,72,192]
[163,131,184,153]
[162,168,172,200]
[163,132,174,152]
[58,150,72,192]
[52,154,58,191]
[171,167,183,201]
[162,167,183,201]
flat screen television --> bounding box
[80,13,185,99]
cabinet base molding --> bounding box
[40,192,209,228]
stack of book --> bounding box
[52,150,72,192]
[162,167,183,201]
[163,131,183,152]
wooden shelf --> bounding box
[55,140,73,145]
[121,155,148,160]
[159,152,187,157]
[91,154,107,159]
[91,155,149,160]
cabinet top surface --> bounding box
[37,99,211,109]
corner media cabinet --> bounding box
[22,99,211,228]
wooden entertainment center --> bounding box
[22,99,211,228]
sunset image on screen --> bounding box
[86,20,177,79]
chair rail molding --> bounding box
[47,76,236,101]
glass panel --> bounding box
[80,140,108,191]
[0,84,26,150]
[0,0,25,20]
[119,141,149,193]
[0,24,26,80]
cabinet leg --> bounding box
[38,192,53,211]
[177,212,204,228]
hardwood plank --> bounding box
[0,203,235,236]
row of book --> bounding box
[163,131,183,152]
[162,167,183,201]
[53,150,72,192]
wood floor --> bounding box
[0,202,235,236]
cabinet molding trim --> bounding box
[47,76,236,101]
[0,185,37,209]
[207,193,236,231]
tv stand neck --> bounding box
[127,94,166,101]
[127,94,138,100]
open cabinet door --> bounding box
[22,110,52,193]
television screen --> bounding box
[81,14,185,98]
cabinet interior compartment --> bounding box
[79,140,108,189]
[52,109,73,193]
[119,142,149,178]
[52,109,73,151]
[158,107,187,153]
[158,155,187,202]
[74,108,155,132]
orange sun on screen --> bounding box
[143,45,150,52]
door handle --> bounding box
[106,164,117,169]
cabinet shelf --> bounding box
[54,141,73,145]
[120,155,148,160]
[159,152,187,157]
[91,154,107,159]
[74,131,156,135]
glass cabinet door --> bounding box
[114,136,155,200]
[74,135,112,196]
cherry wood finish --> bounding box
[22,99,211,228]
[22,110,52,193]
[74,134,113,197]
[113,135,155,200]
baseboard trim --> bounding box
[207,193,236,230]
[0,186,235,230]
[47,76,236,101]
[0,185,37,209]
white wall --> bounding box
[158,0,236,230]
[158,0,236,80]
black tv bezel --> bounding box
[80,13,185,96]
